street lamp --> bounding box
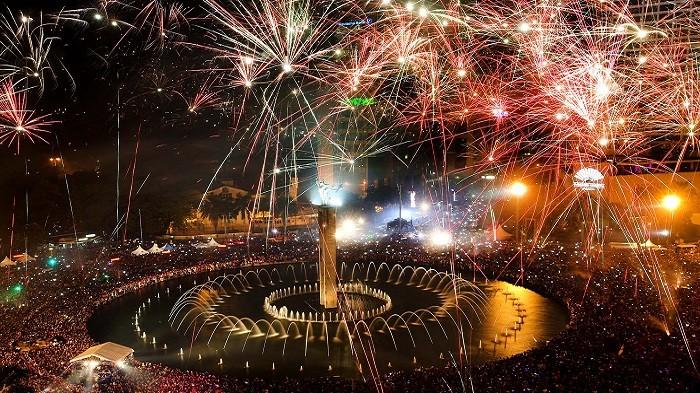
[661,194,681,246]
[509,181,527,283]
[661,194,680,212]
[509,181,527,198]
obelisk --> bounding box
[318,203,337,308]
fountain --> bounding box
[88,259,569,378]
[163,262,493,376]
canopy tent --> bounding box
[12,253,36,263]
[0,256,16,267]
[642,239,663,249]
[493,225,513,241]
[193,241,210,249]
[131,246,148,256]
[70,342,133,364]
[206,238,224,248]
[161,243,175,251]
[485,225,513,241]
[146,244,162,254]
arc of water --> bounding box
[360,318,397,350]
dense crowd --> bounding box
[1,236,698,392]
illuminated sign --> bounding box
[346,97,376,107]
[573,168,604,190]
[338,18,373,27]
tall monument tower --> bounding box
[317,182,340,309]
[318,203,338,308]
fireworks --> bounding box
[0,80,56,153]
[0,0,699,373]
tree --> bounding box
[200,194,235,233]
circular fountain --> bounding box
[263,282,391,322]
[89,262,568,377]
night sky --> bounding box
[0,1,271,248]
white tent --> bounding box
[642,239,662,248]
[12,253,36,263]
[131,246,149,256]
[206,238,223,248]
[485,225,513,241]
[494,225,513,241]
[0,256,16,267]
[147,244,162,254]
[70,342,134,364]
[193,241,210,249]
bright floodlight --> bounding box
[336,218,360,240]
[429,229,452,247]
[317,181,342,206]
[509,181,527,197]
[661,194,681,212]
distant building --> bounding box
[175,180,317,236]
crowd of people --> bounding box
[1,236,698,392]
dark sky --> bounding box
[0,0,272,246]
[2,0,261,187]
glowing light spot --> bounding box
[518,22,531,33]
[598,137,609,146]
[405,2,415,12]
[418,7,429,18]
[93,13,103,21]
[492,106,508,118]
[595,81,611,100]
[457,69,466,78]
[428,229,452,247]
[661,194,681,211]
[509,181,527,197]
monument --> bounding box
[317,182,341,308]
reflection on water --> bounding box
[473,281,569,359]
[88,268,567,378]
